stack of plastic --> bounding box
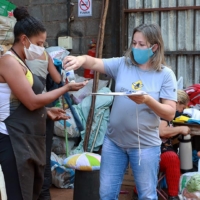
[0,0,16,54]
[179,157,200,199]
[0,15,16,45]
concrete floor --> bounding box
[50,185,135,200]
[50,186,73,200]
[50,185,167,200]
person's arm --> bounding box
[146,97,176,121]
[47,53,61,84]
[0,56,87,111]
[63,55,105,74]
[128,95,176,121]
[159,120,190,138]
[46,107,70,121]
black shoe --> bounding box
[168,196,179,200]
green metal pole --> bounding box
[62,95,69,157]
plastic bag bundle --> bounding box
[68,74,108,104]
[45,46,70,61]
[51,152,75,188]
[179,159,200,199]
[186,174,200,193]
[0,16,16,45]
[51,136,77,155]
[54,108,80,138]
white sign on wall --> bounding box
[78,0,92,17]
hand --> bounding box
[63,56,85,71]
[180,126,190,135]
[47,107,70,121]
[128,94,150,104]
[66,80,88,91]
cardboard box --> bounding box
[122,163,134,186]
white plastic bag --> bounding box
[0,16,16,31]
[51,152,75,188]
[177,77,183,90]
[68,74,108,104]
[0,16,16,45]
[54,108,80,138]
[179,159,200,199]
[45,46,70,61]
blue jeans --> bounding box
[100,136,160,200]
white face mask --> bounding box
[24,37,45,60]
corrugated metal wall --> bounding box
[127,0,200,88]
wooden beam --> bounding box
[165,51,200,55]
[83,0,109,152]
[124,6,200,13]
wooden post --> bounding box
[83,0,109,152]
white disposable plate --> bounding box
[90,91,147,96]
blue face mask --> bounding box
[132,46,154,65]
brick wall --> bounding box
[10,0,118,57]
[70,0,109,56]
[11,0,69,47]
[10,0,120,78]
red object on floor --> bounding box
[160,151,180,197]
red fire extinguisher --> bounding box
[84,40,96,79]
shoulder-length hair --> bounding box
[124,23,166,71]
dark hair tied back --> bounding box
[13,6,46,43]
[13,7,30,21]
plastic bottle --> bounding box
[179,134,193,173]
[65,70,75,83]
[62,60,75,83]
[177,76,183,90]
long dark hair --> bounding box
[13,7,46,43]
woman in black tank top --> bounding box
[0,7,87,200]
